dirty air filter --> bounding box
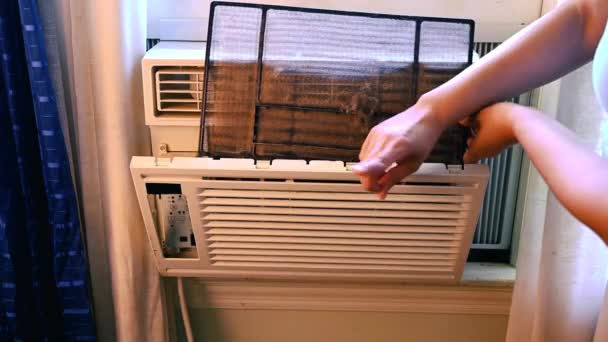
[199,2,474,164]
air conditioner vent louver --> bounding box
[155,66,204,113]
[197,178,480,280]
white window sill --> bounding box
[461,262,516,286]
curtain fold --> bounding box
[0,0,96,340]
[507,63,608,342]
[36,0,168,341]
[85,1,166,340]
[36,0,117,339]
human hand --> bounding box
[461,102,520,163]
[352,103,446,199]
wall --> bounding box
[166,278,511,342]
[181,309,507,342]
[147,0,542,42]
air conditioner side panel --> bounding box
[142,42,205,127]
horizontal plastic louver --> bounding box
[200,186,467,275]
[155,66,204,113]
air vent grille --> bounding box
[198,180,479,279]
[474,42,500,58]
[470,42,525,252]
[155,67,204,113]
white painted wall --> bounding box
[148,0,543,42]
[179,309,508,342]
[164,277,512,342]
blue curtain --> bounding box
[0,0,96,341]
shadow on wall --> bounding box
[168,279,227,342]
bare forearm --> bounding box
[422,0,608,127]
[513,107,608,240]
[353,0,608,198]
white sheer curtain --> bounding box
[37,1,166,341]
[507,20,608,342]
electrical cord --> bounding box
[177,277,194,342]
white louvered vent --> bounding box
[155,66,203,113]
[200,182,469,276]
[130,157,489,283]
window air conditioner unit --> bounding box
[132,2,490,283]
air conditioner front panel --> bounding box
[131,157,488,283]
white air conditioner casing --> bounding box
[131,157,488,283]
[143,41,205,156]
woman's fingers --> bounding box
[352,164,382,192]
[354,149,420,200]
[376,161,420,200]
[354,106,444,197]
[352,153,396,192]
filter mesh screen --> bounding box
[200,2,474,164]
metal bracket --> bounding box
[158,143,169,156]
